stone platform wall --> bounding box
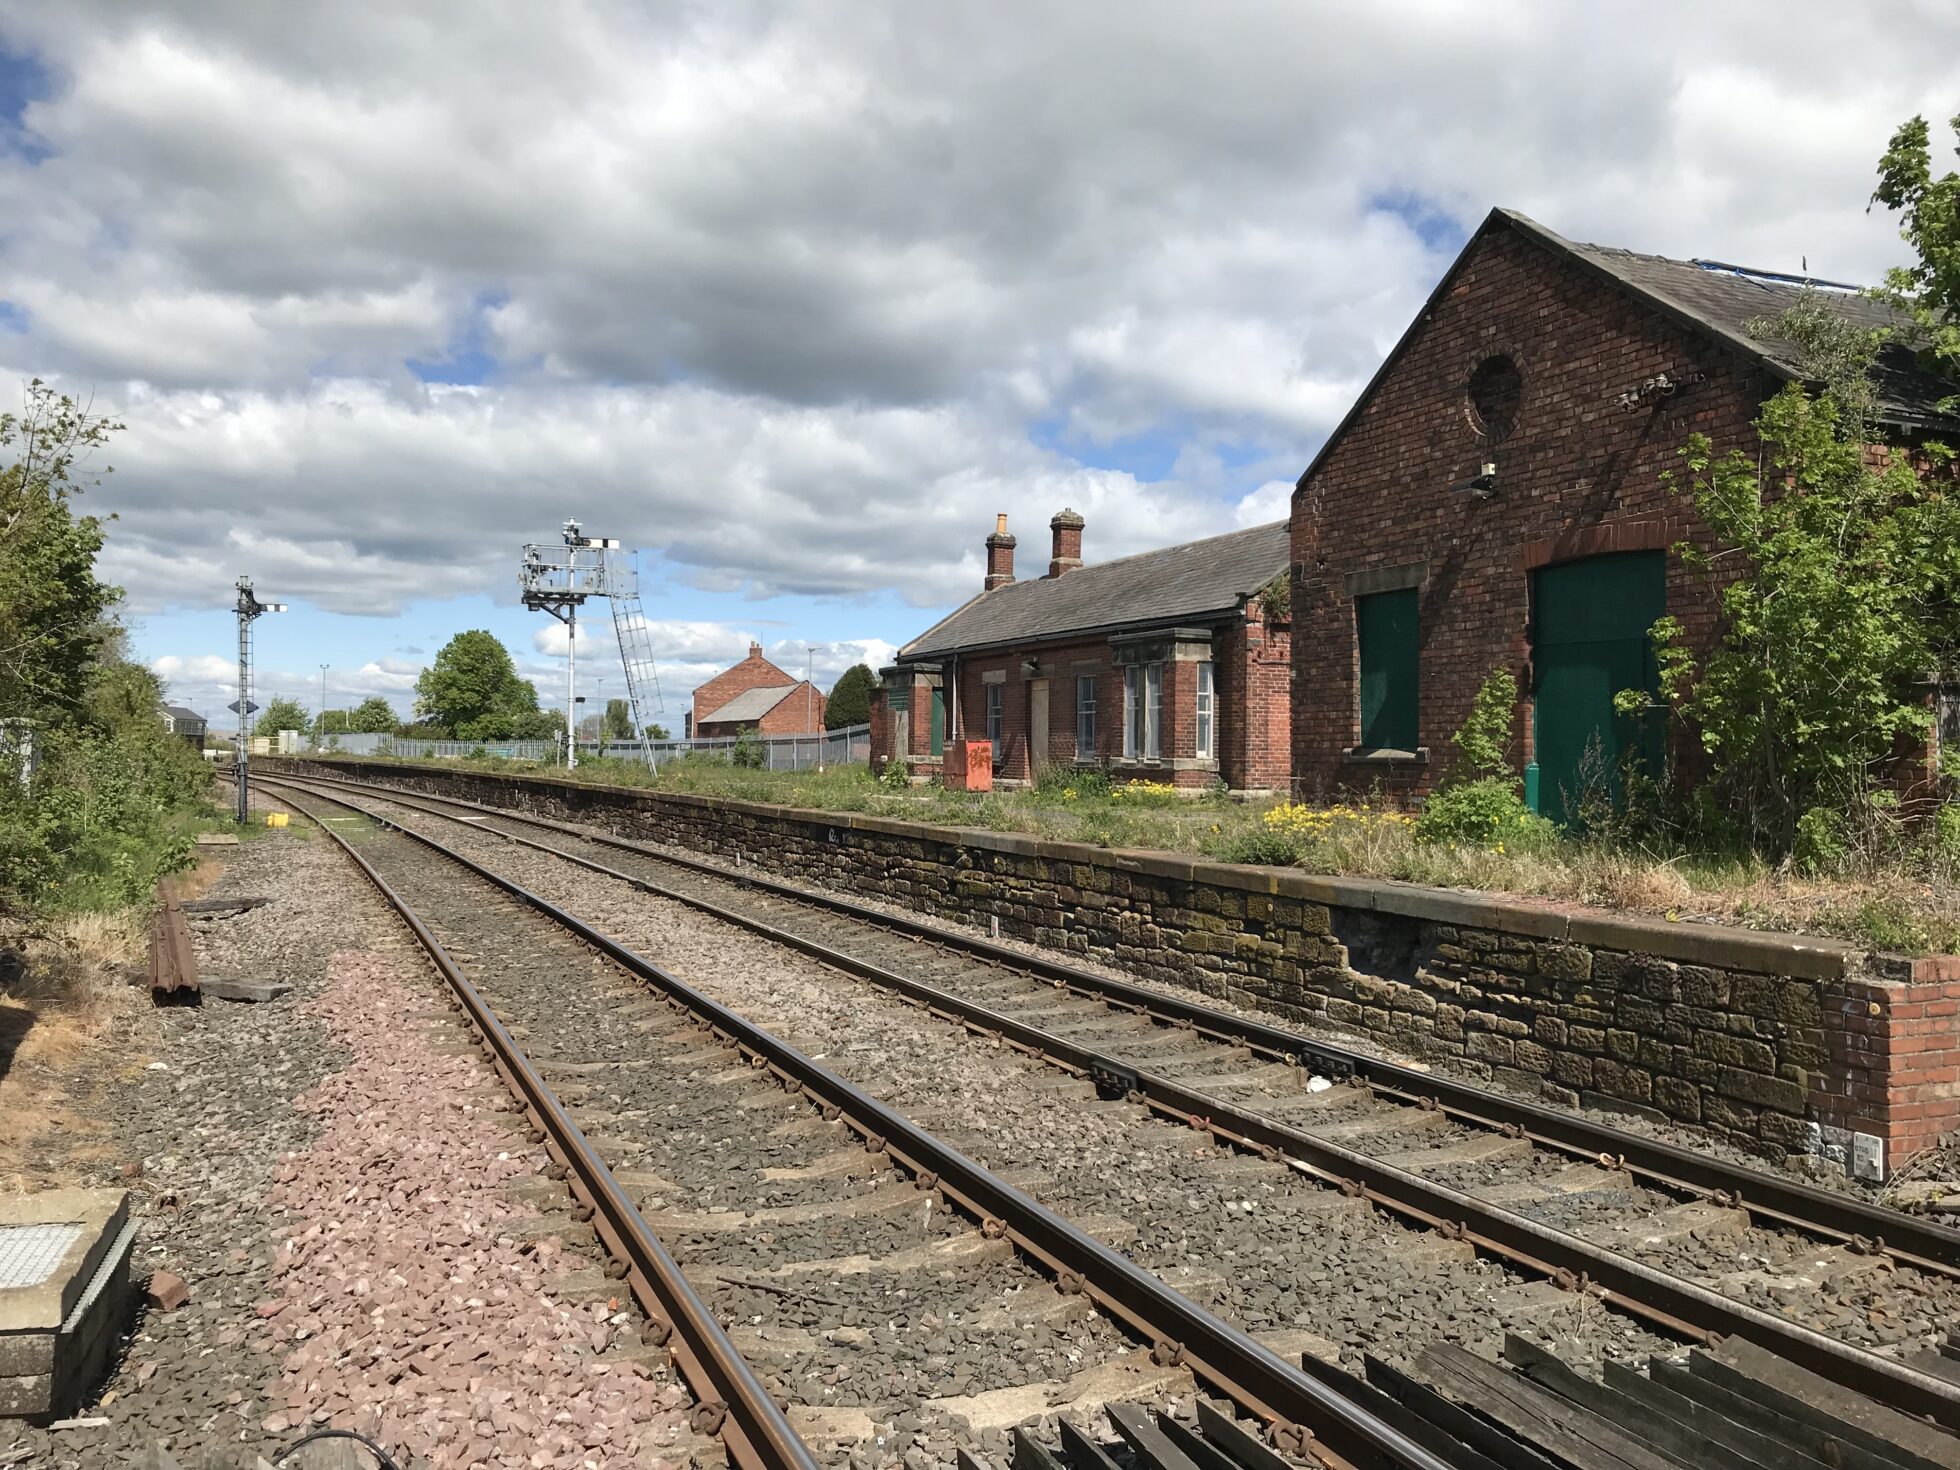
[273,758,1960,1178]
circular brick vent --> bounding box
[1467,354,1523,442]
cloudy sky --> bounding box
[2,3,1956,727]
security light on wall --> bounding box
[1450,461,1499,500]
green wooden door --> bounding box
[1531,551,1664,823]
[929,686,945,756]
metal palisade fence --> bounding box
[315,724,872,771]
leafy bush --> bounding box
[877,756,910,789]
[731,728,765,769]
[1415,668,1549,850]
[1415,777,1553,848]
[1032,766,1112,803]
[1647,362,1959,858]
[1446,669,1517,783]
[1218,827,1305,866]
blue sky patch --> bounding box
[1368,190,1467,254]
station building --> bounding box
[872,511,1291,792]
[1291,207,1959,816]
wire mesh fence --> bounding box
[311,724,872,770]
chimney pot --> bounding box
[748,641,762,659]
[1048,507,1085,578]
[984,513,1017,591]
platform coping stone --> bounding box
[0,1223,84,1290]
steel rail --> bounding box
[259,784,823,1470]
[265,769,1960,1433]
[254,773,1464,1470]
[278,765,1960,1285]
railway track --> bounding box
[247,775,1486,1470]
[257,766,1960,1443]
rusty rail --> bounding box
[266,769,1960,1434]
[255,785,823,1470]
[149,881,199,997]
[255,772,1465,1470]
[277,767,1960,1284]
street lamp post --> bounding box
[318,664,329,737]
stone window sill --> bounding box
[1342,746,1430,765]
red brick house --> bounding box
[690,643,826,739]
[872,510,1291,791]
[1292,207,1959,816]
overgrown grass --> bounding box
[320,752,1960,954]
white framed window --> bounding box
[1124,663,1162,759]
[985,682,1004,749]
[1195,662,1214,760]
[1076,674,1097,755]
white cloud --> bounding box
[1,0,1955,656]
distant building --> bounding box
[691,643,827,739]
[873,510,1292,792]
[160,704,207,746]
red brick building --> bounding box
[690,643,826,739]
[1292,207,1958,815]
[872,510,1291,791]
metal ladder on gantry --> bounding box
[519,521,666,771]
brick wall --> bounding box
[285,757,1958,1176]
[1291,224,1767,799]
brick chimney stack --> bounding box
[984,513,1017,591]
[747,641,763,659]
[1048,508,1085,578]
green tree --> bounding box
[413,630,543,740]
[1873,111,1960,383]
[1642,381,1959,860]
[0,386,211,912]
[255,697,311,737]
[826,663,875,729]
[349,696,398,734]
[0,381,121,725]
[603,697,634,740]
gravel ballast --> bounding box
[3,823,695,1470]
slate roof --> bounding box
[699,684,801,724]
[901,521,1289,660]
[1521,211,1959,432]
[161,704,204,723]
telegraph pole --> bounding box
[232,577,286,824]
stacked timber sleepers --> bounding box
[1293,1332,1960,1470]
[1007,1399,1319,1470]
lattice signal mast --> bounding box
[233,576,285,823]
[519,521,665,770]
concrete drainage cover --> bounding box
[0,1222,84,1290]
